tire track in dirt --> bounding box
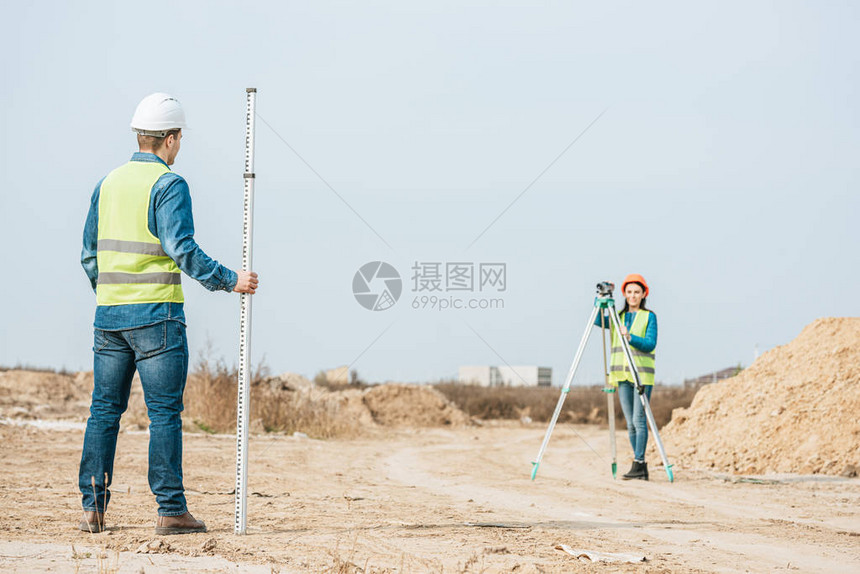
[383,425,860,573]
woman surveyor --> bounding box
[595,274,658,480]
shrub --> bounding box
[433,383,701,428]
[184,356,358,438]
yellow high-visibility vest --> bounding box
[609,310,655,386]
[96,161,183,306]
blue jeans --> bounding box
[617,381,653,461]
[79,321,189,516]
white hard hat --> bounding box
[130,92,187,136]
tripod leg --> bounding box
[600,312,617,479]
[531,305,601,480]
[639,392,674,482]
[606,388,617,478]
[607,308,674,482]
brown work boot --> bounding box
[79,511,105,533]
[155,512,207,535]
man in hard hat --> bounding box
[78,93,258,534]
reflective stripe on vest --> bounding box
[609,310,655,386]
[96,161,184,306]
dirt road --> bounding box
[1,420,858,573]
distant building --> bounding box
[458,365,552,387]
[325,365,350,384]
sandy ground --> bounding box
[0,420,858,573]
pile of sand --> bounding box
[0,370,91,420]
[260,376,471,429]
[260,372,315,393]
[660,317,860,476]
[361,384,472,427]
[0,369,471,433]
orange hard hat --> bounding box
[621,274,649,297]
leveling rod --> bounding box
[235,87,257,535]
[599,311,618,479]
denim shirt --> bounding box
[595,309,658,353]
[82,153,238,330]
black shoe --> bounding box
[622,461,639,479]
[622,461,649,481]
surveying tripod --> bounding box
[531,281,674,482]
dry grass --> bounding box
[434,382,705,428]
[175,353,707,436]
[0,363,75,376]
[183,356,358,438]
[71,542,120,574]
[182,355,245,434]
[253,383,360,438]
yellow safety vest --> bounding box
[609,310,655,386]
[96,161,183,306]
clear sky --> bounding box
[1,1,857,386]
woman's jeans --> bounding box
[79,321,189,517]
[617,381,653,461]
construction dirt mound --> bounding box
[0,368,471,432]
[361,384,472,427]
[660,317,860,476]
[0,370,91,420]
[259,376,472,429]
